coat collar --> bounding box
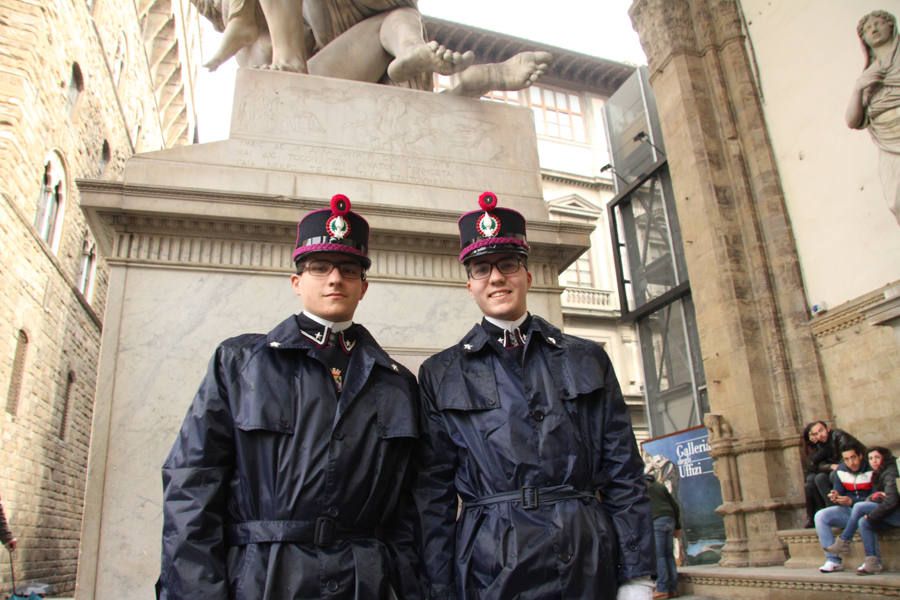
[458,314,563,354]
[265,314,400,373]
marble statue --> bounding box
[846,10,900,226]
[192,0,551,97]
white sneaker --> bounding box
[820,560,845,573]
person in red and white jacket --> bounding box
[815,441,874,572]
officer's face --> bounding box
[291,252,368,322]
[466,252,532,321]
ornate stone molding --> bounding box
[681,571,900,595]
[78,179,594,237]
[715,495,805,517]
[811,294,890,338]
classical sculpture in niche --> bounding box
[846,10,900,226]
[191,0,551,98]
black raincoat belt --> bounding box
[463,485,596,511]
[224,519,376,547]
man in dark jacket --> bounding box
[158,195,420,600]
[414,192,655,600]
[645,474,680,599]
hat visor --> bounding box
[460,242,529,263]
[293,244,372,269]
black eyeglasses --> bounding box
[298,260,365,279]
[466,257,525,280]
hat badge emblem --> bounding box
[477,212,500,238]
[326,194,352,239]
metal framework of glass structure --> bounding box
[602,67,708,438]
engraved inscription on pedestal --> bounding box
[229,71,538,187]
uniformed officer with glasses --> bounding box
[159,195,421,600]
[413,192,655,600]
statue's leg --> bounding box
[307,11,393,82]
[380,7,474,83]
[447,51,553,98]
[205,2,261,71]
[257,0,308,72]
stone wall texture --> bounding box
[0,0,199,592]
[629,0,900,570]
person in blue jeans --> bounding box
[815,441,874,572]
[646,474,681,599]
[825,446,900,575]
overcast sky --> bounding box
[194,1,647,142]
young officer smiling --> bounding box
[413,192,656,600]
[159,195,421,600]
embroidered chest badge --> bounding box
[331,367,343,392]
[476,191,500,238]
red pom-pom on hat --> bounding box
[478,191,498,212]
[331,194,351,217]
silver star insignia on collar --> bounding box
[463,344,473,350]
[547,337,556,345]
[391,364,399,371]
[269,342,281,348]
[498,337,505,344]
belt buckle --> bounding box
[521,486,540,510]
[314,517,335,546]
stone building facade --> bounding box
[0,0,200,592]
[628,0,900,571]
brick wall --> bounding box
[0,0,199,592]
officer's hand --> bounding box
[5,538,16,551]
[616,576,654,600]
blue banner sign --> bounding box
[642,426,726,566]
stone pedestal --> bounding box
[74,70,592,599]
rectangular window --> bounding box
[529,85,587,143]
[430,77,587,143]
[564,254,593,288]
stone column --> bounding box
[629,0,829,566]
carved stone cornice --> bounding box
[628,0,744,75]
[811,291,893,338]
[715,495,805,517]
[77,180,594,238]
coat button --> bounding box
[333,431,344,440]
[532,410,545,422]
[326,580,338,592]
[280,419,289,429]
[487,398,497,405]
[327,506,339,518]
[629,543,638,552]
[559,552,571,563]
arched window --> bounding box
[112,32,127,87]
[78,237,97,302]
[65,62,84,118]
[6,330,28,415]
[59,371,76,440]
[34,152,67,251]
[98,140,111,176]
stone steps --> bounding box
[678,565,900,600]
[778,527,900,571]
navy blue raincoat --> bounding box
[414,316,654,599]
[158,315,421,600]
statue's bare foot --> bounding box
[259,60,309,74]
[450,51,552,97]
[204,15,260,72]
[387,40,474,83]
